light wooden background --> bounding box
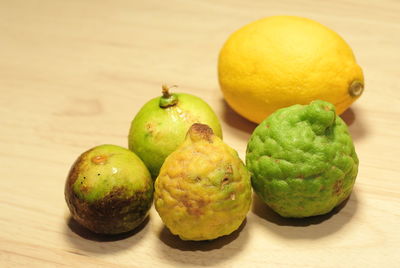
[1,0,399,267]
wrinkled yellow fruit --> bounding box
[154,124,252,241]
[218,15,364,123]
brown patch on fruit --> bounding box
[65,185,153,234]
[221,177,230,188]
[180,195,209,216]
[333,180,343,195]
[91,187,131,214]
[80,185,91,193]
[65,151,89,191]
[145,122,156,136]
[197,198,207,207]
[181,199,197,215]
[188,123,214,142]
[91,155,107,165]
[187,207,203,216]
[225,165,233,174]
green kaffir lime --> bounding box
[246,100,359,218]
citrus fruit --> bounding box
[155,124,251,240]
[128,85,222,178]
[65,144,153,234]
[218,15,364,123]
[246,100,359,217]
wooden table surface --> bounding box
[1,0,399,267]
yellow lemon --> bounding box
[218,15,364,123]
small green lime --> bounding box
[128,85,222,178]
[65,144,153,234]
[246,100,358,217]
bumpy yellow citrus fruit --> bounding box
[218,15,364,123]
[154,124,251,241]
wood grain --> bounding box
[0,0,399,267]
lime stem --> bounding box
[160,84,179,108]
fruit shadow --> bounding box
[220,99,257,135]
[251,190,358,239]
[340,107,367,140]
[63,215,150,254]
[156,219,249,265]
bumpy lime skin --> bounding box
[246,100,359,218]
[128,93,222,178]
[154,124,251,241]
[65,144,153,234]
